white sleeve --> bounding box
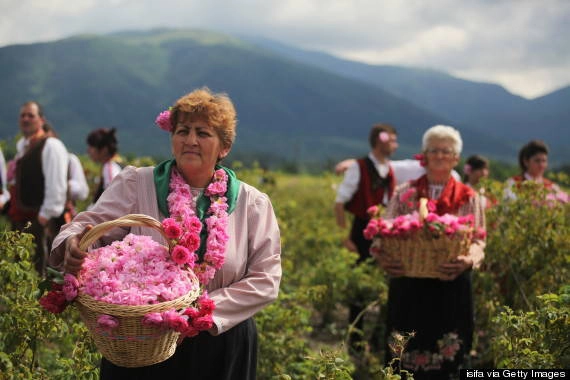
[39,138,69,219]
[0,149,9,205]
[391,159,425,185]
[68,154,90,201]
[335,161,360,203]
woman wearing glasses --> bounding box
[373,125,486,380]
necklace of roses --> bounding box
[166,167,230,285]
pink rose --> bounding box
[192,315,214,331]
[378,131,390,143]
[162,310,189,332]
[162,218,183,239]
[142,312,164,328]
[185,216,203,234]
[181,233,201,252]
[155,110,173,132]
[198,295,216,314]
[366,205,379,216]
[62,273,80,301]
[39,291,68,314]
[171,245,192,265]
[205,181,227,196]
[97,314,119,331]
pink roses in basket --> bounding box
[364,208,486,241]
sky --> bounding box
[1,0,568,99]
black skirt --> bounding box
[100,318,257,380]
[385,272,474,380]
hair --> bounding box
[86,127,119,156]
[21,101,45,117]
[422,124,463,155]
[368,123,397,148]
[169,87,237,150]
[42,122,57,138]
[462,154,489,182]
[518,140,548,173]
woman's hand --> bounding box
[63,225,93,275]
[438,255,473,281]
[371,245,406,277]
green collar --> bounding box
[153,159,240,219]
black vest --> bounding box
[16,138,47,211]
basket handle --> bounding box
[78,214,173,252]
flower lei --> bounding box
[163,167,229,285]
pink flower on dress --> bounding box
[62,273,80,301]
[155,110,173,132]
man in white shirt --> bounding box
[7,101,69,276]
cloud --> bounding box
[0,0,568,98]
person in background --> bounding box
[505,140,566,201]
[373,125,485,380]
[0,146,9,211]
[86,127,123,204]
[463,154,490,209]
[462,155,489,188]
[334,123,399,354]
[49,87,282,379]
[43,123,89,221]
[7,101,69,276]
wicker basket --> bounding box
[378,229,471,279]
[76,214,200,368]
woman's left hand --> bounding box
[438,255,473,281]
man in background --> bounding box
[7,101,69,276]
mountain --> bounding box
[0,28,559,168]
[244,37,570,163]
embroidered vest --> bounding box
[345,157,395,219]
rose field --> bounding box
[1,160,568,379]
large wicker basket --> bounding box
[76,214,200,368]
[378,230,471,279]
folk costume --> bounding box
[9,136,69,275]
[50,162,282,379]
[383,175,485,380]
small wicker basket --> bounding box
[76,214,200,368]
[375,198,471,279]
[378,230,470,279]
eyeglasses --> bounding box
[426,148,455,156]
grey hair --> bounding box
[422,125,463,155]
